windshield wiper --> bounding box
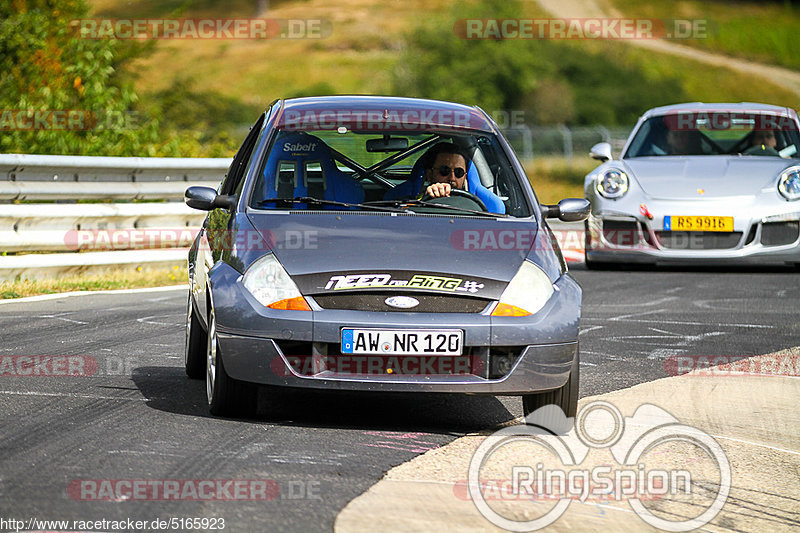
[260,197,406,213]
[364,199,508,218]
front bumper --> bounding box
[586,200,800,265]
[210,263,581,395]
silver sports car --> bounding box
[584,103,800,267]
[184,96,589,419]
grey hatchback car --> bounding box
[184,96,589,419]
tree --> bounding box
[392,0,548,112]
[0,0,168,155]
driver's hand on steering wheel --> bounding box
[425,182,452,198]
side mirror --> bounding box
[185,186,237,211]
[590,142,613,162]
[541,198,591,222]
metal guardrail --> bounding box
[0,147,594,281]
[0,154,231,280]
[0,181,210,201]
[0,153,231,181]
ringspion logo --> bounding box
[468,401,730,531]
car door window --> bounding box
[220,113,266,196]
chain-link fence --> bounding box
[502,125,634,162]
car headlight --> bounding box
[491,261,555,317]
[596,169,629,199]
[242,254,311,311]
[778,166,800,201]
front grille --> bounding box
[274,341,524,378]
[655,231,742,250]
[761,222,799,246]
[602,220,639,246]
[640,222,656,247]
[744,224,758,245]
[311,291,490,313]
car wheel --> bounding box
[521,350,579,428]
[184,292,206,379]
[206,305,258,417]
[584,256,616,270]
[583,221,608,270]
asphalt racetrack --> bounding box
[0,265,797,531]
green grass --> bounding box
[84,0,798,144]
[611,0,800,71]
[524,157,597,204]
[97,0,797,121]
[570,36,798,108]
[0,266,187,299]
[94,0,450,106]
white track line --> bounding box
[0,284,188,305]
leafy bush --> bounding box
[392,0,689,125]
[0,0,241,156]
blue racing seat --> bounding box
[465,163,505,214]
[383,158,426,202]
[384,157,506,214]
[261,132,364,207]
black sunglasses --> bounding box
[436,166,466,178]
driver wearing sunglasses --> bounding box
[422,143,470,199]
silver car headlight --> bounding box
[491,261,554,317]
[778,166,800,201]
[242,254,310,310]
[596,169,629,199]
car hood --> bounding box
[246,212,548,293]
[623,156,795,199]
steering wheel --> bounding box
[743,144,780,156]
[420,189,488,211]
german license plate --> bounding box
[341,328,463,356]
[664,216,733,232]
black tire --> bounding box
[184,293,206,379]
[522,350,579,431]
[584,256,616,270]
[583,220,604,270]
[206,307,258,417]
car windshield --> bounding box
[624,112,800,159]
[249,127,531,217]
